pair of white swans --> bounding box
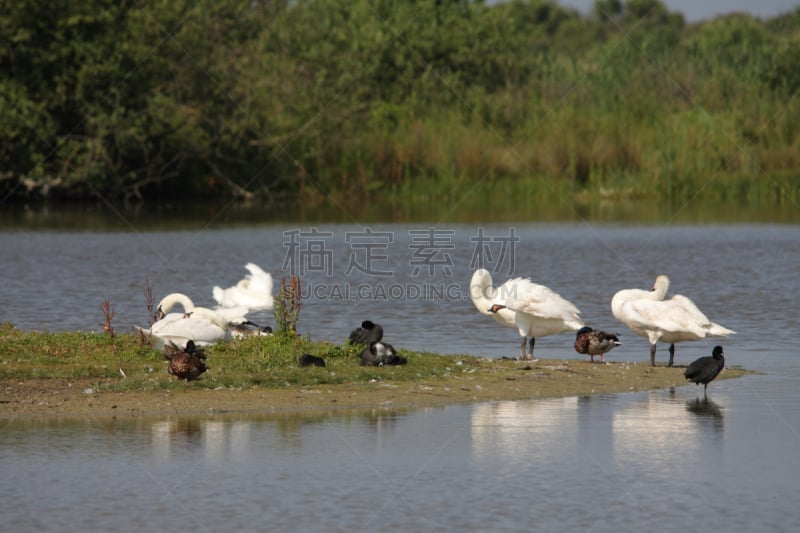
[137,263,274,351]
[471,269,734,366]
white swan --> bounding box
[473,269,584,360]
[611,274,735,367]
[213,263,274,311]
[136,293,248,351]
[470,269,518,332]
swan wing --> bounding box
[213,263,274,311]
[244,263,274,294]
[670,295,735,335]
[505,278,582,324]
[621,299,705,338]
[213,305,251,325]
[151,315,226,346]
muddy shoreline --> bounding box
[0,359,747,419]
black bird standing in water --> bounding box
[685,345,725,393]
[348,320,383,345]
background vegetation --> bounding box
[2,0,799,206]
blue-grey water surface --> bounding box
[1,223,799,531]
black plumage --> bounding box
[574,326,621,363]
[164,340,208,381]
[685,345,725,392]
[360,342,407,367]
[348,320,384,345]
[298,353,326,367]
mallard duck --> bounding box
[348,320,384,345]
[165,340,208,381]
[574,326,621,363]
[230,321,272,339]
[485,276,583,360]
[360,342,406,367]
[611,275,735,366]
[685,345,726,393]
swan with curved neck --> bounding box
[157,293,249,326]
[611,274,735,367]
[473,269,584,360]
[469,269,517,330]
[137,293,246,351]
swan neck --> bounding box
[159,293,195,314]
[470,271,496,309]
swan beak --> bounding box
[156,307,165,320]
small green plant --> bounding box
[274,275,302,335]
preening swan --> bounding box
[470,269,518,332]
[136,293,247,351]
[479,271,584,360]
[213,263,274,312]
[611,275,735,367]
[574,326,621,363]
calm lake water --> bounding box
[1,218,799,531]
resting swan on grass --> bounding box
[136,293,249,351]
[472,269,584,360]
[213,263,274,312]
[611,274,735,367]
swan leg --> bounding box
[667,344,675,367]
[649,343,657,367]
[528,337,536,360]
[519,336,527,360]
[599,353,604,363]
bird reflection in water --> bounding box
[686,396,723,419]
[686,396,724,434]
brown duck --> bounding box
[165,340,208,381]
[574,327,621,363]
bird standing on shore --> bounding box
[685,345,726,393]
[611,275,734,366]
[486,276,583,360]
[574,326,621,363]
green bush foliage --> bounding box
[1,0,798,203]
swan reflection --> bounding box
[471,398,579,462]
[150,418,251,463]
[613,391,714,473]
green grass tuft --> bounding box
[0,323,479,393]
